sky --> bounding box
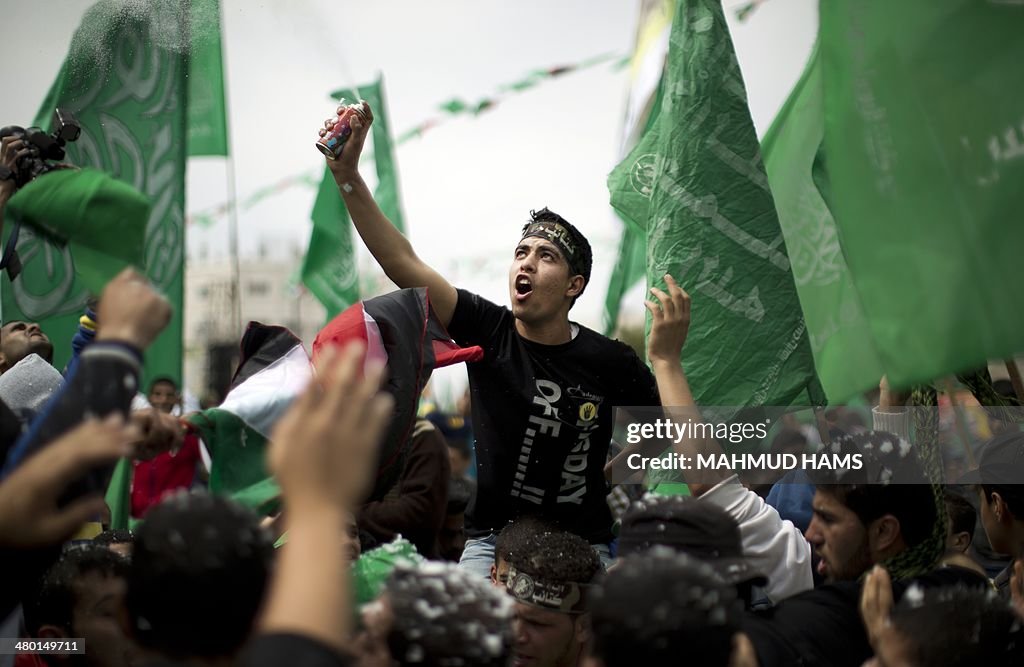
[0,0,816,338]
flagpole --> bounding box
[215,0,242,339]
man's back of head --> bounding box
[126,492,274,662]
[882,585,1024,666]
[373,561,514,666]
[617,495,767,607]
[589,548,747,667]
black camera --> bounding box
[0,108,81,189]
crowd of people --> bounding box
[0,93,1022,667]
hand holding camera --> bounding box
[0,108,81,192]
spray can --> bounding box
[315,100,368,160]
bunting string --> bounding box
[187,52,627,228]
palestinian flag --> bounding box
[188,288,481,512]
[187,323,313,512]
[313,287,482,500]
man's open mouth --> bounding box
[515,276,533,297]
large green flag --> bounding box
[761,46,883,403]
[1,0,194,383]
[302,77,406,318]
[608,0,823,408]
[187,0,229,156]
[812,1,1024,394]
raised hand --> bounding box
[268,342,393,513]
[860,565,894,650]
[322,101,375,180]
[646,274,691,365]
[95,268,172,350]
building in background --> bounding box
[184,249,325,403]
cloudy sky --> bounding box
[0,0,816,334]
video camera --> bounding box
[0,108,82,189]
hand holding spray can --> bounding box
[315,99,368,159]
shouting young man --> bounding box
[321,104,685,576]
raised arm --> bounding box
[646,274,731,495]
[0,135,30,236]
[322,103,458,327]
[260,343,393,652]
[648,276,813,601]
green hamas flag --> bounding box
[761,46,883,403]
[302,76,406,318]
[813,1,1024,394]
[1,0,191,382]
[187,0,229,156]
[5,168,150,292]
[608,0,823,408]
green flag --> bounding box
[5,168,150,293]
[302,77,405,317]
[761,46,883,403]
[1,0,188,383]
[603,228,646,334]
[301,170,362,317]
[104,457,132,531]
[608,0,822,409]
[187,0,229,156]
[814,0,1024,394]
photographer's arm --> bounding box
[0,136,30,233]
[322,104,458,327]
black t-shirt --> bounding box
[448,289,660,543]
[742,565,989,667]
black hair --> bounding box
[980,484,1024,519]
[493,515,559,566]
[590,549,740,667]
[24,544,129,637]
[809,431,938,549]
[386,562,513,667]
[147,376,178,393]
[942,489,977,539]
[447,476,473,515]
[507,529,601,587]
[359,529,380,553]
[126,492,274,659]
[523,207,593,307]
[891,585,1024,666]
[769,428,808,456]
